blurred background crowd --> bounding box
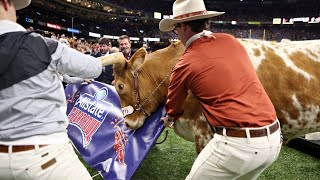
[18,0,320,54]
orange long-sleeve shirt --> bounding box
[165,33,276,127]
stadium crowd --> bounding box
[17,2,320,48]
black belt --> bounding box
[216,121,279,138]
[0,145,47,153]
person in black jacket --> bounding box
[93,37,114,85]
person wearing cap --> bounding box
[0,0,102,179]
[160,0,282,179]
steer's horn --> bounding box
[98,52,126,66]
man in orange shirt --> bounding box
[160,0,282,179]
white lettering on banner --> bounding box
[293,17,309,22]
[75,96,105,118]
[47,23,61,30]
[309,17,320,24]
[25,18,34,23]
[89,32,101,38]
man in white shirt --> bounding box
[0,0,102,179]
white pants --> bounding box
[186,127,282,180]
[0,142,92,180]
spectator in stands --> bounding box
[50,32,57,40]
[142,42,148,49]
[142,42,152,53]
[159,0,282,179]
[0,0,102,179]
[58,34,70,47]
[82,43,91,55]
[26,26,33,31]
[91,43,100,57]
[94,37,114,85]
[96,37,112,57]
[74,42,84,52]
[68,36,76,48]
[118,35,135,60]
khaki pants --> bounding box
[186,126,282,180]
[0,142,92,180]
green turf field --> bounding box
[82,129,320,180]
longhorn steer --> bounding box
[100,38,320,153]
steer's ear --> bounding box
[129,48,147,72]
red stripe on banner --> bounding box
[68,108,75,122]
[86,119,99,141]
[69,108,80,123]
[74,108,82,123]
[78,112,87,127]
[74,108,84,125]
[83,115,93,132]
[86,117,99,137]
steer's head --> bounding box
[99,42,185,129]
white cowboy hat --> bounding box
[159,0,225,32]
[13,0,31,10]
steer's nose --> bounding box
[124,122,130,129]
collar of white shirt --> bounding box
[185,30,214,48]
[0,20,26,35]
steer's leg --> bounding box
[192,118,214,154]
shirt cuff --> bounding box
[166,115,175,122]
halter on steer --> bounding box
[133,71,149,117]
[130,70,172,118]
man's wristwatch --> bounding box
[166,115,174,122]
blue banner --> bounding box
[67,28,80,34]
[65,82,165,179]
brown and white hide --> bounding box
[99,38,320,154]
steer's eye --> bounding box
[118,84,124,90]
